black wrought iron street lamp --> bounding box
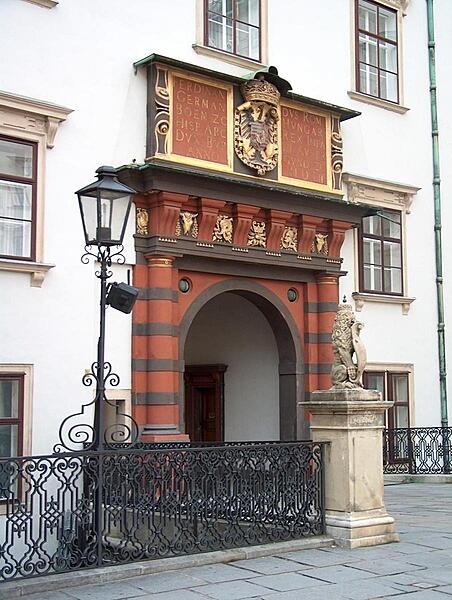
[55,166,139,453]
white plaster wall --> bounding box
[184,293,280,441]
[0,0,452,455]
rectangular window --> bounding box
[356,0,399,103]
[205,0,261,61]
[364,370,410,428]
[359,209,403,295]
[0,136,37,260]
[0,375,24,459]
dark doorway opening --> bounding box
[184,364,227,442]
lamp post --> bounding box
[55,166,139,454]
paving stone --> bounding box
[62,581,148,600]
[299,564,377,584]
[245,571,329,592]
[231,556,308,575]
[126,571,206,593]
[349,558,427,576]
[277,548,362,567]
[132,591,209,600]
[179,562,260,582]
[260,586,350,600]
[329,579,408,599]
[190,579,280,599]
[20,593,75,600]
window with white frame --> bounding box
[204,0,261,61]
[359,209,403,295]
[356,0,399,103]
[0,137,37,260]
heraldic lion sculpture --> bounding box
[331,303,367,389]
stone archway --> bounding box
[179,279,305,440]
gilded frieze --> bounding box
[281,227,298,252]
[331,116,343,190]
[248,221,267,247]
[311,233,328,255]
[234,77,280,176]
[176,211,199,238]
[136,208,149,235]
[154,67,170,154]
[213,215,233,243]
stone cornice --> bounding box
[0,90,72,148]
[343,172,419,214]
[23,0,58,8]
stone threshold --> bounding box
[1,535,334,599]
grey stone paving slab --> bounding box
[131,591,209,600]
[349,558,427,576]
[260,588,348,600]
[126,571,206,593]
[404,550,452,568]
[276,548,362,567]
[191,579,278,599]
[330,579,408,599]
[63,581,149,600]
[436,585,452,596]
[179,563,260,582]
[299,564,377,584]
[394,591,452,599]
[245,571,328,592]
[231,556,308,574]
[414,569,452,585]
[20,593,75,600]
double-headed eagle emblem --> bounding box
[234,76,280,176]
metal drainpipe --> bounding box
[426,0,448,428]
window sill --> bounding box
[23,0,58,7]
[347,91,409,114]
[352,292,414,315]
[0,259,55,287]
[192,44,266,71]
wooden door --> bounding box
[184,365,227,442]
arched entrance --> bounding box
[179,280,304,441]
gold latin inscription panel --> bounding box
[280,106,327,185]
[172,76,229,166]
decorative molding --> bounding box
[191,45,265,70]
[154,67,170,155]
[352,292,415,315]
[343,172,419,213]
[23,0,58,7]
[331,116,343,190]
[213,215,233,243]
[175,211,199,238]
[0,90,72,148]
[347,91,409,114]
[136,208,149,235]
[247,220,267,248]
[281,227,298,253]
[311,233,328,255]
[0,259,55,287]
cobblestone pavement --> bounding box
[15,483,452,599]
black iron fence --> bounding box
[0,441,325,581]
[383,427,452,474]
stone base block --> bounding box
[326,509,400,549]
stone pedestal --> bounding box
[300,389,399,549]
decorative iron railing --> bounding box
[0,441,325,581]
[383,427,452,474]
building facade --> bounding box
[1,0,451,456]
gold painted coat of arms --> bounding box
[234,77,280,176]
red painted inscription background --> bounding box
[281,107,327,185]
[172,76,228,165]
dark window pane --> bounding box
[0,139,33,179]
[0,424,18,458]
[0,380,19,418]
